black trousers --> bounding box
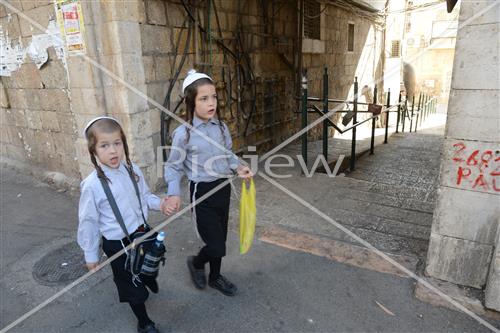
[102,234,157,304]
[190,179,231,262]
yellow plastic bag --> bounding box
[239,179,256,254]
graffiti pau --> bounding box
[452,142,500,192]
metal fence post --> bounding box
[424,95,428,121]
[415,93,422,132]
[350,77,358,171]
[301,71,308,166]
[402,98,407,133]
[396,91,401,133]
[322,66,329,159]
[370,85,377,155]
[384,89,390,144]
[409,95,415,133]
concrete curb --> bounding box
[414,277,500,321]
[1,158,80,193]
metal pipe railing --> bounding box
[305,96,372,106]
[301,72,308,166]
[322,67,329,159]
[415,93,422,133]
[409,95,415,133]
[299,71,436,173]
[402,98,407,133]
[396,91,402,133]
[384,89,390,144]
[351,77,358,171]
[370,85,377,155]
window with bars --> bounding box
[347,23,354,52]
[303,0,321,40]
[391,40,401,57]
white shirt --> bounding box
[164,116,239,196]
[78,162,161,263]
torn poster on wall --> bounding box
[56,0,86,55]
[27,20,65,68]
[0,26,24,76]
[0,19,65,76]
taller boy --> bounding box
[163,70,252,296]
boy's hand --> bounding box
[237,165,254,182]
[163,196,181,215]
[160,197,169,213]
[86,262,98,272]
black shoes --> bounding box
[208,275,237,296]
[187,256,207,289]
[137,322,160,333]
[187,256,237,296]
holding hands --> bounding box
[161,196,181,216]
[86,262,98,272]
[160,165,252,216]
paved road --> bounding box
[1,165,499,332]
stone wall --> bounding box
[425,0,500,309]
[304,4,385,137]
[1,0,385,188]
[0,1,79,179]
[139,0,385,168]
[485,219,500,311]
[0,0,159,185]
[139,0,299,166]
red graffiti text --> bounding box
[452,142,499,192]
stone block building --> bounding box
[0,0,385,188]
[426,0,500,312]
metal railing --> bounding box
[300,67,438,171]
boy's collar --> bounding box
[100,161,129,174]
[192,115,219,127]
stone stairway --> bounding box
[233,125,445,272]
[337,126,444,258]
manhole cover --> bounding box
[33,242,88,286]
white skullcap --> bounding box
[182,69,213,94]
[83,116,120,138]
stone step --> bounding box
[258,224,420,277]
[317,193,432,226]
[260,176,434,236]
[257,195,430,241]
[343,172,437,202]
[330,181,435,214]
[353,158,441,178]
[303,174,437,210]
[249,177,432,259]
[313,203,432,238]
[254,213,429,259]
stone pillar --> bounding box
[425,0,500,293]
[485,219,500,311]
[70,0,158,184]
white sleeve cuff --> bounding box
[84,250,100,264]
[148,195,162,211]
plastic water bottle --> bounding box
[154,231,166,252]
[141,231,166,276]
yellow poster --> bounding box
[56,0,86,54]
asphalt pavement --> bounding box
[1,165,499,333]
